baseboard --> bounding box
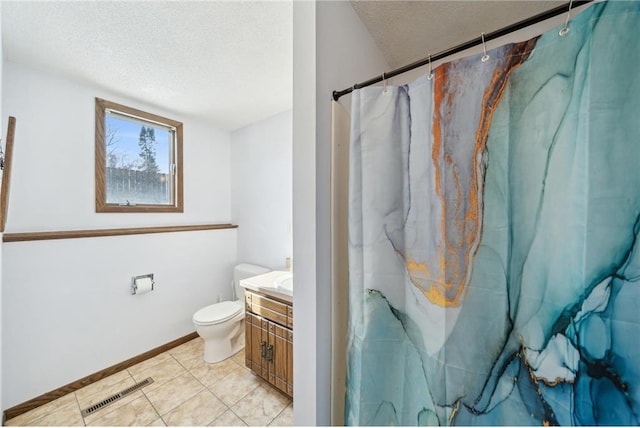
[3,332,199,422]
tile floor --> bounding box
[5,338,293,426]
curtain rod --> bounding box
[332,0,593,101]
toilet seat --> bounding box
[193,301,243,326]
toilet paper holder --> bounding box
[131,273,155,295]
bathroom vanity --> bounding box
[241,271,293,397]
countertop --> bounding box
[240,270,293,303]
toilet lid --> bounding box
[193,301,243,325]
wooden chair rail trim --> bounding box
[2,223,238,243]
[3,332,199,421]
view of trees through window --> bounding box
[105,114,173,205]
[95,98,183,212]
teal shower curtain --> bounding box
[346,1,640,425]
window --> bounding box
[95,98,183,212]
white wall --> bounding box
[0,5,4,415]
[3,230,237,409]
[292,2,388,425]
[4,63,232,232]
[1,62,237,409]
[292,1,317,425]
[231,110,292,271]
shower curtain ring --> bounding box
[559,0,574,36]
[481,32,490,62]
[427,55,434,80]
[382,72,388,93]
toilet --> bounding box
[193,263,270,363]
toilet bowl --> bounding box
[193,264,270,363]
[193,300,245,363]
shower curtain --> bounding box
[346,1,640,425]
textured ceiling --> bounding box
[1,1,587,130]
[1,1,292,131]
[351,1,566,69]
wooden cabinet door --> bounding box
[244,293,293,397]
[259,318,270,380]
[244,313,253,369]
[286,329,293,396]
[246,313,267,378]
[262,321,293,396]
[271,324,289,393]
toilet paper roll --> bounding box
[134,277,154,294]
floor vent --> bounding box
[80,377,154,417]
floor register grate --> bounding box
[80,377,154,417]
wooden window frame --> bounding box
[95,98,184,213]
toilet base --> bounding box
[203,331,245,363]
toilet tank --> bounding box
[234,263,270,300]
